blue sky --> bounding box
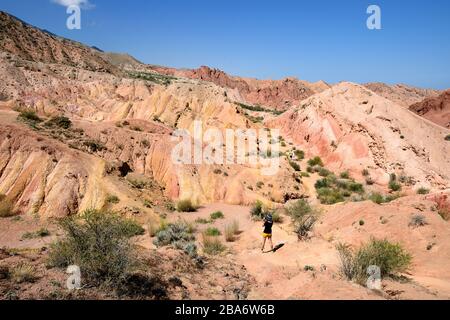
[1,0,449,89]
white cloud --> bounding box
[52,0,94,9]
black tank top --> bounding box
[264,221,273,234]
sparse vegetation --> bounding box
[337,239,412,285]
[294,149,305,160]
[202,233,226,255]
[18,109,42,123]
[388,174,402,192]
[153,220,197,257]
[210,211,224,220]
[48,209,144,286]
[286,200,320,240]
[409,214,428,228]
[224,220,240,242]
[176,199,197,212]
[289,161,301,172]
[45,116,72,129]
[127,178,151,189]
[307,156,324,167]
[195,218,210,224]
[22,228,50,240]
[314,173,365,205]
[131,126,142,132]
[10,263,37,284]
[205,227,221,237]
[369,192,401,204]
[362,169,370,176]
[83,140,106,152]
[445,134,450,141]
[272,211,283,223]
[250,200,270,220]
[106,194,120,204]
[128,71,176,86]
[417,187,430,195]
[234,102,283,116]
[340,171,350,179]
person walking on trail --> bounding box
[261,213,274,252]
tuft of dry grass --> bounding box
[202,232,226,255]
[224,220,240,242]
[11,263,37,283]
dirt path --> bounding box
[177,203,382,300]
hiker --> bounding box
[261,213,274,252]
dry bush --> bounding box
[224,220,239,242]
[11,263,37,284]
[202,232,226,255]
[176,199,197,212]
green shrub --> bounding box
[348,182,364,193]
[106,194,120,204]
[315,178,331,189]
[417,187,430,195]
[48,209,143,286]
[176,199,197,212]
[369,192,400,204]
[45,116,72,129]
[388,181,402,192]
[250,200,265,219]
[337,239,412,285]
[304,265,315,272]
[317,188,345,205]
[286,200,320,240]
[153,221,194,246]
[289,161,301,172]
[340,171,350,179]
[22,228,50,240]
[153,220,197,257]
[307,156,324,167]
[83,140,106,152]
[195,218,210,224]
[205,227,221,236]
[294,149,305,160]
[0,195,15,218]
[318,167,332,177]
[210,211,224,220]
[18,110,42,123]
[202,233,226,255]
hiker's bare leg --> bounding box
[269,237,273,251]
[261,238,266,251]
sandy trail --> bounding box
[176,203,382,300]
